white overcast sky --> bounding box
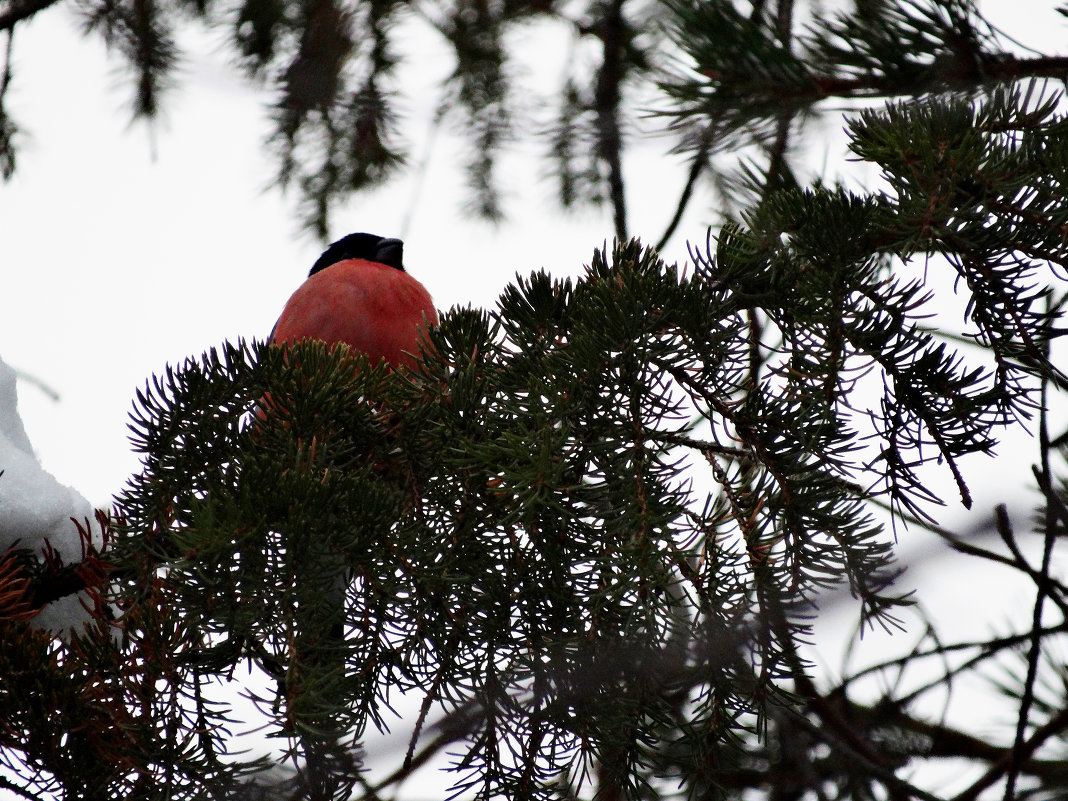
[2,0,1068,795]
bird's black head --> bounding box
[309,233,405,277]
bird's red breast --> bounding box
[272,257,438,370]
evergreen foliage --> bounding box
[2,0,1060,239]
[5,80,1068,794]
[3,0,1068,799]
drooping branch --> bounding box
[593,0,628,242]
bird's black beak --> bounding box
[376,238,404,271]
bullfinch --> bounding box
[264,233,438,705]
[271,232,438,368]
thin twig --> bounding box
[953,706,1068,801]
[655,133,710,252]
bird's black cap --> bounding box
[309,233,404,277]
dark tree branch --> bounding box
[0,27,14,179]
[654,131,709,252]
[802,54,1068,103]
[0,27,11,98]
[839,701,1068,784]
[953,705,1068,801]
[766,0,797,197]
[594,0,628,242]
[763,111,795,197]
[0,0,63,32]
[838,624,1068,692]
[1007,381,1064,799]
[774,0,793,43]
[779,614,944,801]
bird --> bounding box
[266,233,439,797]
[270,232,438,368]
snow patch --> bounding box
[0,357,100,633]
